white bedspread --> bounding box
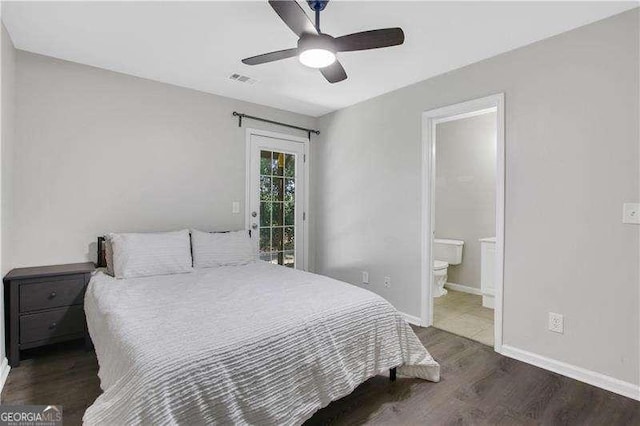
[83,261,440,425]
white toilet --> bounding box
[433,239,464,297]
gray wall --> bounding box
[435,112,496,289]
[1,21,16,367]
[315,9,639,385]
[2,23,15,275]
[11,51,317,269]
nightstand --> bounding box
[4,262,95,367]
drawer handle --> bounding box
[49,322,57,329]
[49,292,57,299]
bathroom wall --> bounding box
[435,111,496,289]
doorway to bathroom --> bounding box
[420,94,505,351]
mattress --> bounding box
[83,261,440,425]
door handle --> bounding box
[251,223,258,230]
[251,211,257,218]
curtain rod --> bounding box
[232,111,320,140]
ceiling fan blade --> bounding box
[242,48,299,65]
[334,28,405,52]
[320,60,347,83]
[268,0,318,37]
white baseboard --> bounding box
[0,357,10,402]
[400,312,422,326]
[444,282,483,296]
[501,344,639,401]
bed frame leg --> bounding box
[390,367,397,382]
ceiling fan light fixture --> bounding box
[242,1,405,83]
[299,48,336,68]
[297,33,336,68]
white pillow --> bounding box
[109,230,193,279]
[191,229,255,268]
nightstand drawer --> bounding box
[19,275,85,313]
[19,306,85,344]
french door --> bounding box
[247,130,307,270]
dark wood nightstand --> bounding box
[4,262,95,367]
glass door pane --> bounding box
[259,151,297,268]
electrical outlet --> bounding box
[384,276,391,288]
[623,203,640,224]
[362,271,369,284]
[548,312,564,334]
[232,201,240,214]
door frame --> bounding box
[245,128,310,271]
[420,93,505,352]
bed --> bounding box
[84,240,440,425]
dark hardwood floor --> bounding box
[2,327,638,425]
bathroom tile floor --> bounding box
[433,289,494,346]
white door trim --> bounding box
[420,93,505,353]
[245,128,310,271]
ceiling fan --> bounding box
[241,0,405,83]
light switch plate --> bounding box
[622,203,639,224]
[232,201,240,214]
[362,271,369,284]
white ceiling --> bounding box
[3,1,637,117]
